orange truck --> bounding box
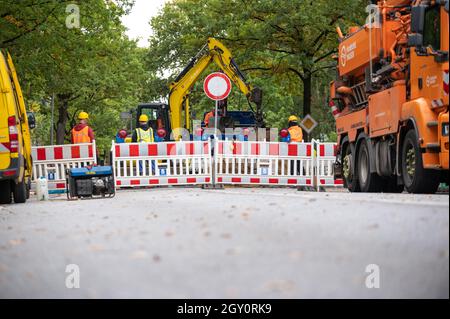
[330,0,449,193]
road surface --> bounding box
[0,187,448,298]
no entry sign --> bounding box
[203,72,232,101]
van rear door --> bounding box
[0,53,12,170]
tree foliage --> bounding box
[1,0,145,153]
[147,0,367,140]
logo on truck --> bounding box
[340,42,356,67]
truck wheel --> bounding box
[401,130,440,194]
[13,181,27,203]
[357,139,383,192]
[0,181,12,204]
[342,144,360,192]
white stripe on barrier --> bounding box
[31,141,97,193]
[112,140,213,188]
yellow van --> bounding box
[0,51,35,204]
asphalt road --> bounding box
[0,187,448,298]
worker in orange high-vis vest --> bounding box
[287,115,304,177]
[287,115,303,142]
[71,111,95,144]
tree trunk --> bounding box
[56,94,69,145]
[302,72,312,142]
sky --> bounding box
[121,0,168,47]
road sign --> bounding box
[300,114,318,134]
[203,72,232,101]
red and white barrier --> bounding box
[215,140,314,186]
[31,142,97,193]
[112,140,213,188]
[313,140,343,189]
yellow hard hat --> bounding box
[139,114,149,122]
[78,111,89,120]
[288,115,299,122]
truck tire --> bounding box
[342,144,360,192]
[0,181,12,204]
[401,130,440,194]
[357,139,383,192]
[13,181,27,203]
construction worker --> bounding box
[286,115,304,178]
[203,108,215,128]
[132,114,154,143]
[287,115,303,142]
[71,111,95,144]
[132,114,155,174]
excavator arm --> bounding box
[168,38,263,133]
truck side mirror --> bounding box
[410,5,426,33]
[408,33,423,47]
[27,112,36,129]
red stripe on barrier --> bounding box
[218,177,223,182]
[203,142,209,155]
[269,144,279,156]
[233,142,242,155]
[115,145,121,157]
[231,177,241,183]
[88,145,93,158]
[250,178,260,183]
[335,179,344,185]
[149,179,159,185]
[320,144,325,157]
[251,143,260,155]
[71,146,80,159]
[288,144,298,156]
[187,178,197,183]
[168,178,178,184]
[306,179,311,185]
[306,144,311,157]
[148,144,158,156]
[56,183,66,189]
[116,180,122,186]
[131,180,140,185]
[205,177,211,183]
[320,179,325,185]
[37,148,46,161]
[185,143,194,155]
[217,142,223,155]
[269,178,279,184]
[167,143,176,156]
[129,145,139,157]
[288,179,297,185]
[54,147,63,160]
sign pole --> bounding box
[214,100,218,139]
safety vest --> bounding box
[72,126,91,144]
[288,126,303,142]
[136,127,154,143]
[204,111,214,128]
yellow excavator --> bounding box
[135,38,263,140]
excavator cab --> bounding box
[136,103,171,141]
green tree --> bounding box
[1,0,144,154]
[147,0,367,140]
